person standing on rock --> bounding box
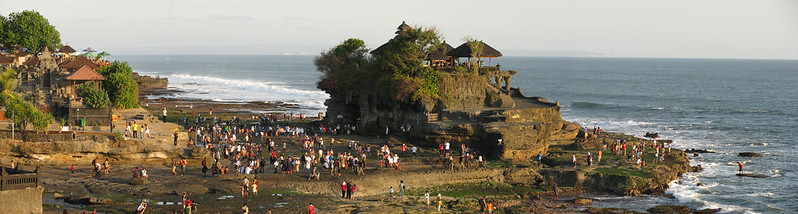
[390,186,395,198]
[737,162,743,172]
[572,155,577,168]
[399,180,405,197]
[553,183,561,199]
[424,191,431,208]
[437,193,443,211]
[174,132,179,146]
[341,181,347,198]
[201,158,208,175]
[162,107,168,122]
[307,203,315,214]
[479,196,487,214]
[180,158,187,176]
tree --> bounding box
[2,93,53,132]
[0,10,61,52]
[463,36,484,71]
[77,82,111,109]
[315,38,370,93]
[99,61,139,109]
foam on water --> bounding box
[142,72,330,111]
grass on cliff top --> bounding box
[407,181,546,198]
[594,167,651,178]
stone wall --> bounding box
[0,186,44,214]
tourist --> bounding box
[487,200,494,214]
[424,190,431,208]
[536,151,542,165]
[399,180,405,197]
[132,122,138,138]
[307,202,315,214]
[572,155,577,168]
[390,186,394,197]
[242,176,250,197]
[136,202,147,214]
[737,162,743,172]
[71,164,75,175]
[180,158,187,176]
[241,203,249,214]
[350,184,357,199]
[553,183,560,198]
[183,197,192,214]
[346,182,352,199]
[437,193,443,211]
[341,181,347,198]
[201,157,208,175]
[141,167,148,177]
[104,158,111,175]
[479,196,487,214]
[411,145,418,157]
[172,159,177,175]
[252,178,259,196]
[174,132,179,146]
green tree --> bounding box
[77,82,111,109]
[2,93,53,132]
[372,27,443,102]
[0,10,61,52]
[463,36,484,71]
[99,61,139,109]
[315,38,370,93]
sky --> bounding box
[1,0,796,59]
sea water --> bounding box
[116,55,798,213]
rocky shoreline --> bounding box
[0,85,704,213]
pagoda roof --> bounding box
[59,45,76,54]
[65,65,106,81]
[59,56,99,70]
[427,41,455,60]
[448,41,502,58]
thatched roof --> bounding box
[65,65,106,81]
[59,45,76,54]
[59,56,99,70]
[0,53,13,65]
[396,21,412,35]
[38,46,54,54]
[447,41,502,58]
[427,41,455,61]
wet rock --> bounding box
[648,205,691,214]
[738,152,764,157]
[130,177,149,185]
[695,208,722,214]
[736,173,768,178]
[691,165,703,172]
[572,197,593,205]
[684,149,715,153]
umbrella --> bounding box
[98,51,111,57]
[83,47,97,52]
[83,52,99,58]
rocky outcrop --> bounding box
[738,152,764,157]
[133,72,168,89]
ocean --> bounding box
[115,55,798,213]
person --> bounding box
[345,181,352,199]
[136,202,147,214]
[399,180,405,197]
[174,132,179,146]
[341,181,347,198]
[252,178,259,196]
[71,164,75,175]
[737,161,743,172]
[132,122,138,138]
[572,155,577,168]
[553,183,560,198]
[201,158,208,175]
[307,203,316,214]
[241,177,250,197]
[424,191,431,208]
[437,193,443,211]
[172,159,177,175]
[389,186,394,197]
[241,203,249,214]
[487,200,494,214]
[479,196,487,214]
[180,158,187,176]
[536,151,542,165]
[183,198,192,214]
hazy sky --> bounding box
[2,0,796,59]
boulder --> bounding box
[131,177,149,185]
[648,205,691,214]
[738,152,764,157]
[572,197,593,205]
[691,165,703,172]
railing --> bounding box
[0,166,41,191]
[427,113,439,122]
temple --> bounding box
[324,22,581,161]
